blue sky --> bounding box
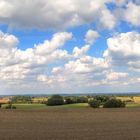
[0,0,140,95]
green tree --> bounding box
[94,96,109,103]
[88,99,101,108]
[65,97,74,104]
[11,96,32,104]
[5,102,16,109]
[76,96,88,103]
[103,98,125,108]
[47,95,64,106]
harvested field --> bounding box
[0,108,140,140]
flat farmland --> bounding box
[0,108,140,140]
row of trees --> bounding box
[0,102,16,109]
[11,96,32,103]
[9,95,125,108]
[89,98,125,108]
[47,95,88,106]
[46,95,126,108]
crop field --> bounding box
[0,108,140,140]
[32,97,48,103]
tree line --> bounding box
[0,95,126,109]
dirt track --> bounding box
[0,108,140,140]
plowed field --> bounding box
[0,108,140,140]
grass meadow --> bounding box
[2,95,140,109]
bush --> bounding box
[5,103,12,109]
[47,95,64,106]
[0,104,2,108]
[11,96,32,104]
[11,106,16,109]
[94,96,110,103]
[125,99,133,103]
[76,96,88,103]
[103,98,125,108]
[65,97,74,104]
[4,103,16,109]
[88,99,101,108]
[64,96,88,104]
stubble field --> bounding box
[0,108,140,140]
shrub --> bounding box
[94,96,110,103]
[11,106,16,109]
[11,96,32,104]
[47,95,64,106]
[76,96,88,103]
[88,99,101,108]
[103,98,125,108]
[0,104,2,108]
[125,99,133,103]
[5,104,12,109]
[4,103,16,109]
[64,96,88,104]
[65,97,74,104]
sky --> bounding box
[0,0,140,95]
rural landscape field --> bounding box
[0,94,140,140]
[0,0,140,140]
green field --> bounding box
[126,103,140,108]
[2,103,88,110]
[1,95,140,110]
[2,102,140,110]
[117,96,140,108]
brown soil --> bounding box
[0,108,140,140]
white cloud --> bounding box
[0,31,72,81]
[1,0,140,31]
[0,0,117,30]
[37,55,110,89]
[65,57,109,74]
[35,32,72,55]
[106,71,128,81]
[0,65,30,80]
[85,30,100,45]
[73,45,90,57]
[123,2,140,26]
[0,30,19,66]
[104,32,140,69]
[113,0,128,6]
[99,8,116,30]
[114,2,140,27]
[1,29,140,94]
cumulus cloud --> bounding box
[37,57,130,90]
[0,30,21,69]
[99,8,116,30]
[1,0,140,31]
[64,57,108,74]
[0,0,117,30]
[106,71,128,81]
[0,29,140,94]
[35,32,72,55]
[104,32,140,69]
[123,2,140,26]
[73,45,90,58]
[114,1,140,27]
[37,55,110,89]
[85,29,100,45]
[113,0,128,6]
[0,31,72,81]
